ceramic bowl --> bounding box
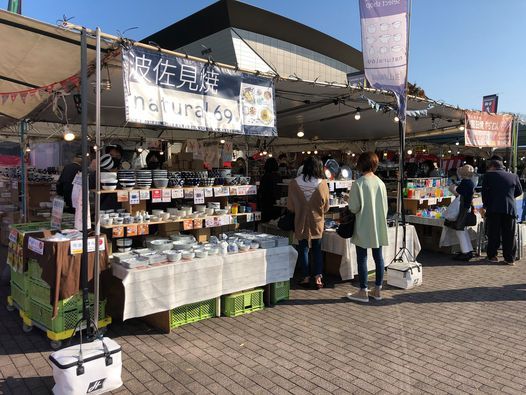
[147,239,173,252]
[181,250,195,260]
[250,242,259,249]
[117,247,132,253]
[195,205,206,212]
[239,245,250,252]
[195,250,208,258]
[116,238,132,247]
[152,210,164,216]
[113,217,124,225]
[165,250,182,262]
[214,209,227,215]
[153,179,169,188]
[160,213,170,221]
[205,208,215,216]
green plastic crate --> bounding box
[10,267,28,290]
[29,298,81,333]
[28,259,43,282]
[222,289,264,317]
[170,298,216,329]
[270,281,290,304]
[28,279,80,311]
[11,281,29,312]
[28,297,106,333]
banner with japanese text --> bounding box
[122,47,276,136]
[464,111,513,147]
[359,0,409,119]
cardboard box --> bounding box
[191,228,210,243]
[158,222,182,236]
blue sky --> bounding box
[11,0,526,114]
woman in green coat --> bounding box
[347,152,388,303]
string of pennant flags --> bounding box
[361,95,435,118]
[0,74,80,105]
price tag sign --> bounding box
[126,225,138,236]
[213,186,229,197]
[28,237,44,255]
[205,217,215,228]
[236,186,247,196]
[138,224,149,235]
[151,189,162,203]
[329,182,335,192]
[419,199,424,205]
[254,212,262,221]
[194,188,205,204]
[220,215,231,226]
[172,188,184,199]
[229,186,239,196]
[246,185,257,195]
[184,188,194,199]
[112,227,124,238]
[129,191,140,205]
[246,213,254,222]
[428,198,437,206]
[8,229,18,244]
[183,219,194,230]
[139,190,150,200]
[193,218,203,229]
[204,187,213,197]
[50,197,64,229]
[117,191,128,202]
[162,189,172,203]
[70,237,106,255]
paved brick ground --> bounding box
[1,251,526,394]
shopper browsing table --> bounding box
[482,155,523,265]
[287,156,329,289]
[347,152,388,303]
[446,165,476,261]
[259,157,282,223]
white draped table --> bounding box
[112,245,298,321]
[321,225,421,280]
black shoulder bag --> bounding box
[336,207,356,238]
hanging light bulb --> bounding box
[422,148,427,153]
[25,146,31,153]
[407,149,413,155]
[220,139,225,144]
[459,124,465,131]
[262,150,268,155]
[457,151,460,155]
[394,116,400,123]
[314,145,318,155]
[447,149,452,154]
[302,151,305,154]
[383,152,388,157]
[63,125,75,141]
[307,151,311,155]
[137,146,144,153]
[455,140,460,146]
[441,154,445,157]
[351,153,356,157]
[297,131,305,138]
[268,153,273,157]
[354,108,361,120]
[160,150,164,156]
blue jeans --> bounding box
[298,239,323,278]
[356,246,384,289]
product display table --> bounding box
[321,225,421,280]
[112,245,298,321]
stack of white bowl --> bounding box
[101,172,118,190]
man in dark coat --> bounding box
[481,155,523,265]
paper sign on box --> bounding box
[140,190,150,200]
[162,189,172,203]
[117,191,128,202]
[172,188,184,199]
[113,227,124,238]
[129,191,140,205]
[126,225,138,236]
[151,189,162,203]
[184,189,194,199]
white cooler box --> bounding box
[49,337,123,395]
[387,261,423,289]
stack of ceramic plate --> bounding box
[152,169,169,188]
[135,170,152,189]
[101,172,118,191]
[117,170,135,190]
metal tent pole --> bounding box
[80,28,91,331]
[19,120,28,223]
[93,27,101,329]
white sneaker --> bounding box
[369,287,382,301]
[347,289,369,303]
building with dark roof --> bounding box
[144,0,363,85]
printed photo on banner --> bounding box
[122,47,276,136]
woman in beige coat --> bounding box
[287,156,330,289]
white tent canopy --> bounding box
[0,9,473,145]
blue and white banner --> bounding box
[122,47,277,136]
[359,0,409,119]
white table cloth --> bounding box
[112,245,298,321]
[321,225,421,280]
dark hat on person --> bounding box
[100,154,114,170]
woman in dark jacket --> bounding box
[259,157,282,222]
[448,164,476,261]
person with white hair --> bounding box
[446,164,476,261]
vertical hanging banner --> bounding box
[122,47,276,136]
[464,111,513,147]
[359,0,409,118]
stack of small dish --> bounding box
[152,169,169,188]
[118,170,135,190]
[135,170,152,189]
[116,238,132,253]
[101,172,118,190]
